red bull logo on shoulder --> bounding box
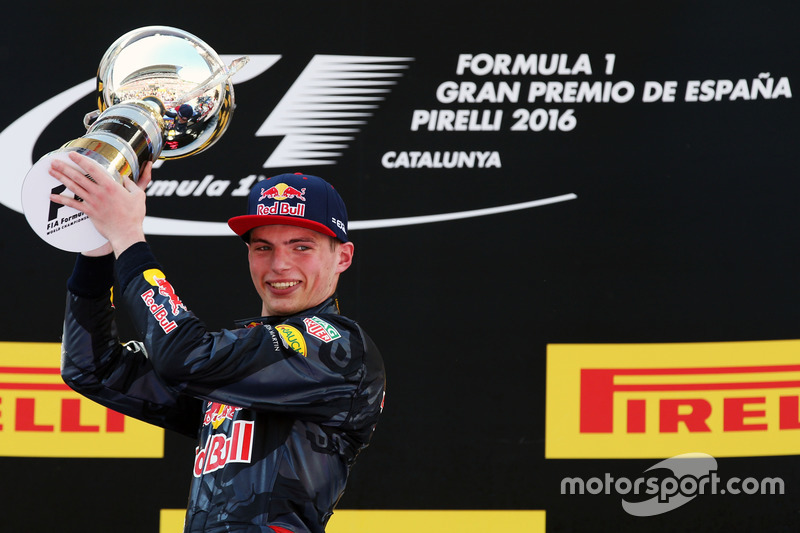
[142,269,186,315]
[258,182,307,201]
[141,269,187,334]
[154,276,187,315]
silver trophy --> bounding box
[21,26,248,252]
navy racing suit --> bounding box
[60,243,385,533]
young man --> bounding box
[51,153,385,533]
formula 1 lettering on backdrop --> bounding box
[436,81,521,103]
[147,175,231,197]
[411,109,503,131]
[685,74,793,102]
[381,151,501,169]
[527,81,636,103]
[456,53,593,76]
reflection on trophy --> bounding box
[21,26,248,252]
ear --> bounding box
[335,241,355,274]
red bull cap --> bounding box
[227,173,349,242]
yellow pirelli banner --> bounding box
[546,340,800,458]
[0,342,163,458]
[160,509,546,532]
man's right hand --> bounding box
[48,153,153,258]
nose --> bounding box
[270,246,292,272]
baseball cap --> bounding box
[177,103,194,118]
[227,173,349,242]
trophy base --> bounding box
[21,149,116,253]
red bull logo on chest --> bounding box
[203,402,241,429]
[195,402,253,476]
[193,420,254,476]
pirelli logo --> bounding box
[0,342,164,458]
[546,340,800,458]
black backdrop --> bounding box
[1,2,799,531]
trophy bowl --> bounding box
[21,26,247,252]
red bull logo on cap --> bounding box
[256,182,308,218]
[256,202,306,217]
[258,183,307,201]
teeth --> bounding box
[270,281,299,289]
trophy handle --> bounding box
[174,56,249,106]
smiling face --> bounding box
[247,225,354,316]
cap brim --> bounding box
[227,215,337,239]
